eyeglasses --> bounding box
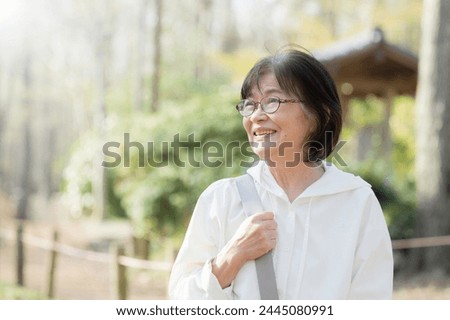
[235,96,302,117]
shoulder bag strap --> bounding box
[235,174,279,300]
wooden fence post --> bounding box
[16,220,25,286]
[47,229,59,298]
[111,244,127,300]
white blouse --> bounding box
[169,161,393,299]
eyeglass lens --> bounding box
[241,97,280,116]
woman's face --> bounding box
[243,72,312,165]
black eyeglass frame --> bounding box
[235,96,303,117]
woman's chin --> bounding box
[251,147,277,163]
[251,146,305,168]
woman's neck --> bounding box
[268,161,324,202]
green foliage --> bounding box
[0,282,47,299]
[390,96,416,185]
[372,0,422,53]
[344,96,416,188]
[214,51,263,83]
[350,161,416,240]
[61,135,97,217]
[113,92,249,239]
[347,97,385,128]
[160,70,231,103]
[61,132,127,219]
[106,168,128,219]
[341,94,417,240]
[62,81,250,240]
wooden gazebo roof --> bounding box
[314,28,418,99]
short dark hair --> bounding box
[240,48,342,162]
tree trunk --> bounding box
[132,235,150,260]
[134,0,149,112]
[0,62,3,189]
[150,0,163,113]
[43,125,56,199]
[0,66,15,193]
[17,55,33,222]
[413,0,450,273]
[356,125,374,162]
[16,54,33,286]
[221,0,239,53]
[92,0,114,220]
[193,0,213,81]
[380,89,395,169]
[0,108,4,191]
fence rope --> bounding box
[391,235,450,250]
[0,227,172,271]
[119,256,172,271]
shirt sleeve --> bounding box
[348,191,394,299]
[168,181,234,300]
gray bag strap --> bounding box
[235,174,279,300]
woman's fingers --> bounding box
[251,212,277,231]
[231,211,278,260]
[251,211,274,220]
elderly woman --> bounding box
[169,48,393,299]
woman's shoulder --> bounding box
[198,176,241,200]
[194,176,245,222]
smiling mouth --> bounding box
[253,130,277,137]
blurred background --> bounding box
[0,0,449,299]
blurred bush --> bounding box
[0,282,47,299]
[351,161,416,240]
[62,85,251,252]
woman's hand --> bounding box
[231,211,278,260]
[212,212,277,288]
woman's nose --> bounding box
[249,104,268,122]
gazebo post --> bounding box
[380,88,396,170]
[340,93,351,123]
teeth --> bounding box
[254,130,276,136]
